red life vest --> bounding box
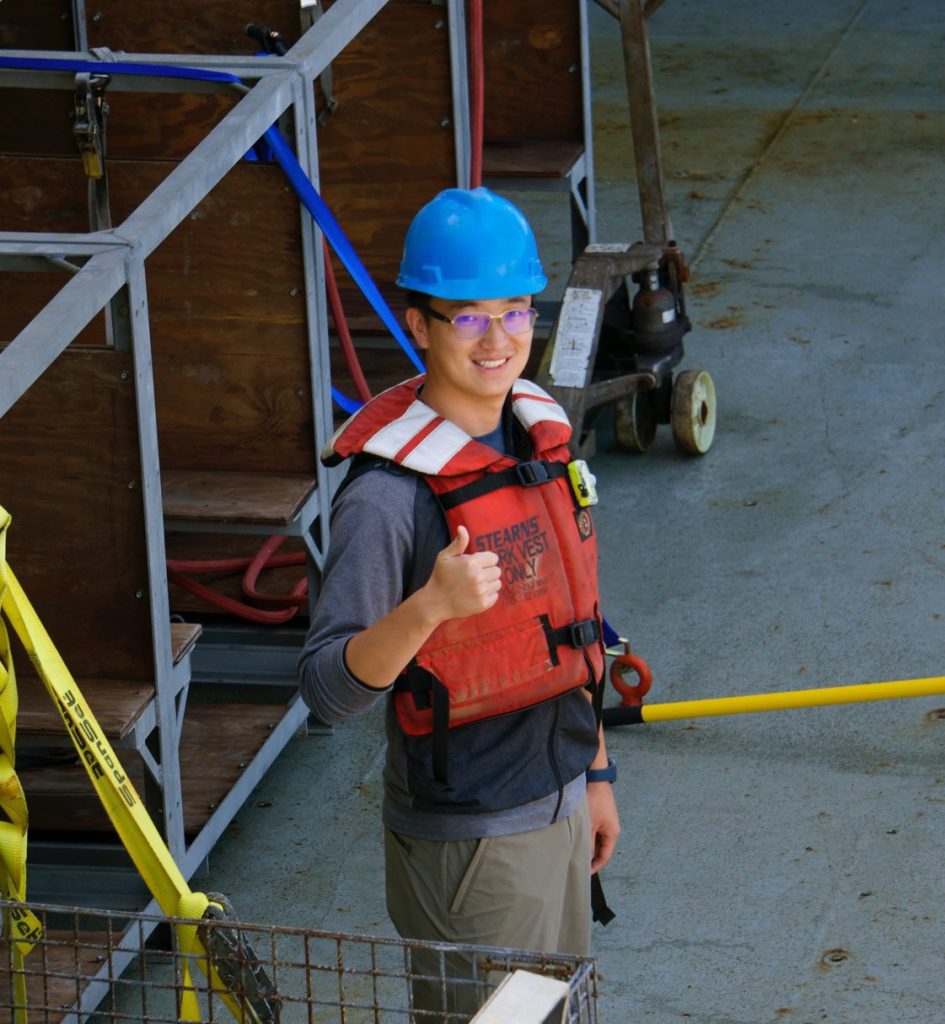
[324,376,605,742]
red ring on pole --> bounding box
[609,648,653,707]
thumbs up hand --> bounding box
[425,526,502,621]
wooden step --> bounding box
[483,139,584,180]
[20,702,293,838]
[170,621,202,665]
[16,678,155,742]
[162,469,317,527]
[16,623,203,741]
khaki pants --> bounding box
[384,800,591,1021]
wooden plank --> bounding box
[170,621,202,665]
[482,0,583,143]
[110,159,320,476]
[85,0,303,55]
[482,140,584,179]
[317,3,454,184]
[0,156,109,347]
[163,470,316,526]
[329,338,417,401]
[0,930,112,1024]
[0,349,154,681]
[315,1,455,322]
[0,83,236,165]
[0,88,83,159]
[0,155,94,233]
[12,626,199,734]
[152,350,317,475]
[96,92,240,163]
[16,679,155,741]
[0,0,75,50]
[20,703,294,837]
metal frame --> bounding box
[2,898,601,1024]
[447,0,472,188]
[577,0,598,245]
[0,0,394,899]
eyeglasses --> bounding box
[421,304,539,340]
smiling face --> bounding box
[406,296,534,437]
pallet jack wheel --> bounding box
[671,369,716,454]
[613,391,658,453]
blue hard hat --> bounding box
[396,187,548,300]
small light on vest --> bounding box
[567,460,598,507]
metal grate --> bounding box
[1,900,600,1024]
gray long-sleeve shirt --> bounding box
[298,432,589,841]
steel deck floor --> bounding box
[204,3,945,1021]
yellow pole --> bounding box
[600,675,945,725]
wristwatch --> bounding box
[585,756,617,784]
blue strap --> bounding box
[263,126,424,374]
[330,386,363,414]
[0,54,425,405]
[0,54,240,84]
[602,618,622,648]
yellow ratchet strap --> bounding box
[0,510,42,1024]
[0,507,258,1024]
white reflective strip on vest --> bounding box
[512,379,554,401]
[400,419,472,474]
[513,394,572,432]
[363,401,439,461]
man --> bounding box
[298,186,619,1017]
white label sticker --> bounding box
[548,287,602,389]
[584,242,632,253]
[661,308,677,323]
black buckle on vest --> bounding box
[565,619,601,648]
[515,461,553,486]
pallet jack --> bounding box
[536,0,716,458]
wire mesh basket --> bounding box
[1,900,600,1024]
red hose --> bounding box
[324,237,372,404]
[167,544,307,622]
[166,552,304,574]
[468,0,484,188]
[241,535,308,608]
[167,565,302,625]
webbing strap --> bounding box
[399,665,452,784]
[0,507,256,1024]
[549,618,602,651]
[591,873,615,926]
[431,677,452,785]
[437,461,569,511]
[0,510,40,1024]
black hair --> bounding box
[404,290,432,311]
